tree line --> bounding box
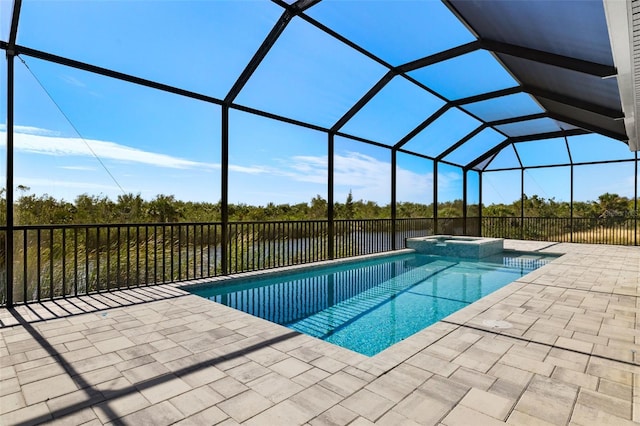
[0,186,635,225]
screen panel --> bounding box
[396,152,433,218]
[463,93,544,122]
[340,77,445,145]
[229,110,327,215]
[18,0,283,99]
[402,108,481,158]
[410,50,517,100]
[568,134,634,163]
[515,138,570,167]
[13,57,221,225]
[236,17,387,127]
[306,0,475,66]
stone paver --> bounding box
[1,241,639,425]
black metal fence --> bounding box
[2,215,637,306]
[0,218,434,306]
[482,216,638,245]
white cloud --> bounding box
[15,177,120,192]
[1,126,278,176]
[0,127,218,170]
[3,126,447,203]
[60,74,87,88]
[0,125,60,136]
[237,151,436,203]
[58,165,97,171]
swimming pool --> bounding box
[186,251,556,356]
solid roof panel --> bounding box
[449,0,614,66]
[306,0,475,66]
[498,54,622,112]
[538,98,627,140]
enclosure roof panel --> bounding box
[16,0,284,99]
[306,0,475,66]
[448,0,614,65]
[447,0,632,156]
[3,0,634,172]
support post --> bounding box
[391,149,397,249]
[221,106,229,274]
[478,172,483,236]
[5,51,14,307]
[520,168,525,240]
[328,133,334,259]
[635,151,638,246]
[433,161,438,234]
[570,164,574,243]
[462,169,468,235]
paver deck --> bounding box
[1,240,639,425]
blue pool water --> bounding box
[187,252,555,356]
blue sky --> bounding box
[0,0,636,208]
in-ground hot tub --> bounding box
[406,235,504,258]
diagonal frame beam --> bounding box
[331,71,395,132]
[453,86,522,105]
[465,138,511,170]
[436,124,487,161]
[480,39,617,77]
[393,105,451,150]
[397,41,481,73]
[224,9,294,104]
[546,112,628,141]
[525,85,624,119]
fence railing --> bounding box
[482,216,638,245]
[0,218,435,306]
[2,215,636,306]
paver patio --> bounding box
[1,240,639,425]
